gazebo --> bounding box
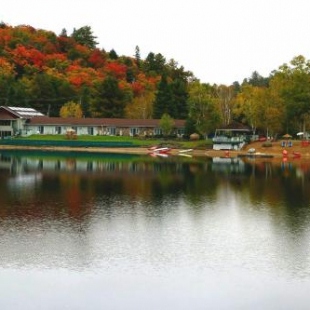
[212,122,253,150]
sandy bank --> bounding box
[2,140,310,160]
[205,140,310,162]
[0,145,209,156]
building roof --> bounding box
[0,106,185,128]
[0,106,44,119]
[27,116,186,128]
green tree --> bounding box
[188,81,221,137]
[159,113,175,137]
[245,71,269,87]
[125,91,155,119]
[170,78,189,119]
[59,28,68,37]
[24,72,77,116]
[28,72,57,114]
[232,81,241,93]
[135,45,141,68]
[7,78,29,107]
[79,86,92,117]
[260,87,284,137]
[166,59,193,82]
[0,59,16,106]
[71,26,98,49]
[272,55,310,133]
[143,52,166,76]
[233,84,261,134]
[184,117,197,137]
[91,76,125,118]
[215,85,235,125]
[0,21,7,29]
[109,49,118,60]
[153,74,175,118]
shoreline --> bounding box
[2,140,310,161]
[205,140,310,162]
[0,145,209,156]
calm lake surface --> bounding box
[1,150,310,309]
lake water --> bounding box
[1,150,310,309]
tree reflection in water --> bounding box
[1,151,310,309]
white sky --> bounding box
[2,0,310,85]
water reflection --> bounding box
[1,150,310,223]
[1,150,310,309]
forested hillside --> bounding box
[1,22,310,137]
[0,23,192,120]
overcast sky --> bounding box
[2,0,310,85]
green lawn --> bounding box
[18,134,212,149]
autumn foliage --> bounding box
[0,23,192,120]
[2,22,306,137]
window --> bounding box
[88,127,94,135]
[0,131,12,138]
[0,120,11,126]
[38,126,44,134]
[177,129,184,136]
[130,128,139,136]
[154,128,162,135]
[107,127,116,135]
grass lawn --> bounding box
[17,134,212,149]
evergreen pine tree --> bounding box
[135,45,141,68]
[153,74,174,119]
[109,49,118,60]
[92,76,125,118]
[71,26,98,49]
[171,78,189,119]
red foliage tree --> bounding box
[11,45,45,68]
[88,49,106,68]
[131,81,144,96]
[106,61,127,79]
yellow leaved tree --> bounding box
[60,101,83,118]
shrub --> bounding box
[262,141,272,147]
